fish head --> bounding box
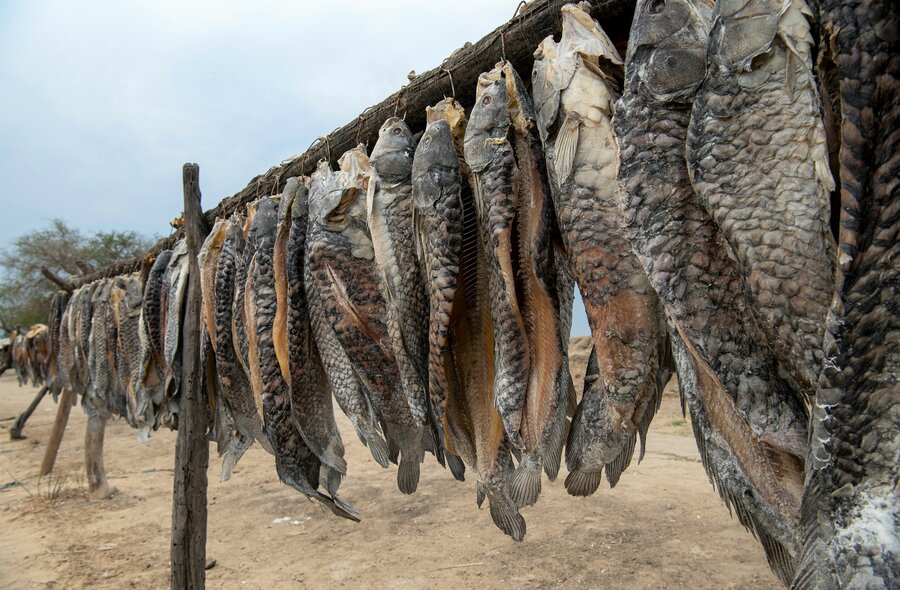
[709,0,808,89]
[463,65,511,172]
[278,177,301,223]
[412,119,460,214]
[289,178,310,225]
[309,160,349,230]
[370,117,416,181]
[626,0,713,104]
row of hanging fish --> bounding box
[41,2,896,587]
[6,324,50,388]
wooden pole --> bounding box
[85,412,113,499]
[170,163,210,590]
[10,385,49,440]
[39,388,74,476]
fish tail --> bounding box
[364,431,390,468]
[320,465,344,498]
[397,457,421,495]
[446,452,466,482]
[509,454,542,508]
[219,431,254,481]
[564,468,602,497]
[564,393,586,473]
[487,490,526,542]
[604,432,636,489]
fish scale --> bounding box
[687,0,835,400]
[614,0,807,583]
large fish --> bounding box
[367,118,434,436]
[614,0,807,582]
[233,201,261,416]
[249,196,357,520]
[532,2,672,497]
[55,291,74,395]
[103,280,127,418]
[276,178,348,484]
[793,0,900,586]
[306,151,424,494]
[214,215,273,456]
[686,0,836,398]
[76,281,96,397]
[420,108,522,539]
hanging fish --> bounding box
[135,250,172,434]
[86,279,112,415]
[248,195,358,520]
[422,104,523,539]
[275,178,348,490]
[615,0,806,583]
[686,0,836,399]
[532,2,672,497]
[162,239,191,426]
[306,151,425,494]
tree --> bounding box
[0,219,154,334]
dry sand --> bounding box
[0,338,780,589]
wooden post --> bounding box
[170,163,210,590]
[39,388,74,476]
[85,413,113,498]
[10,385,49,440]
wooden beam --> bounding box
[10,385,48,440]
[170,163,210,590]
[40,267,74,293]
[39,388,74,476]
[67,0,635,288]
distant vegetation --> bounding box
[0,219,154,334]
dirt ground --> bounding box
[0,338,780,589]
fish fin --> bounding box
[220,431,254,481]
[397,458,420,495]
[324,263,383,345]
[554,114,580,184]
[446,452,466,482]
[509,456,542,508]
[365,432,390,468]
[329,493,361,523]
[564,468,602,497]
[541,408,566,481]
[475,483,486,508]
[565,394,586,472]
[487,492,526,542]
[387,437,400,465]
[605,432,636,488]
[321,465,344,498]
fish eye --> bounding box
[482,95,492,106]
[648,0,665,14]
[392,127,402,135]
[423,136,432,146]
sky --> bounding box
[0,0,592,336]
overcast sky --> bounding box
[0,0,591,336]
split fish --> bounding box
[422,105,523,539]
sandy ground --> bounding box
[0,338,780,589]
